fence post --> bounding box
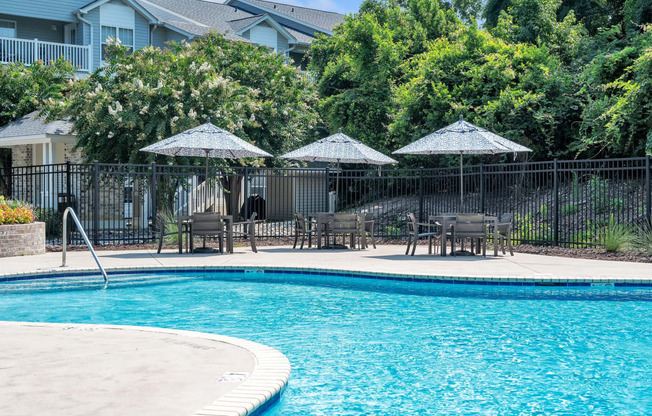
[419,168,424,223]
[553,159,559,247]
[151,162,157,230]
[646,155,651,225]
[92,161,100,245]
[325,167,330,212]
[480,163,485,213]
[33,38,38,64]
[244,166,249,220]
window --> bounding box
[101,25,133,60]
[0,20,16,38]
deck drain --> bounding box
[217,372,249,383]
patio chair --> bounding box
[405,213,440,256]
[497,213,514,256]
[294,213,317,249]
[360,212,376,249]
[190,212,225,254]
[330,213,361,249]
[452,213,486,257]
[156,213,191,254]
[232,212,258,253]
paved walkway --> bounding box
[0,322,289,416]
[1,245,651,282]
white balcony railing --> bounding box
[0,37,92,72]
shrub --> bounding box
[561,203,579,215]
[634,222,652,255]
[598,215,634,252]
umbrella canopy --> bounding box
[140,119,272,216]
[280,129,397,165]
[140,119,272,159]
[393,116,532,207]
[393,116,532,156]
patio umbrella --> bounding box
[393,115,532,207]
[280,129,397,200]
[140,118,272,252]
[140,118,272,182]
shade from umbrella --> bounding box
[280,129,397,165]
[393,116,532,206]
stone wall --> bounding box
[0,222,46,257]
[11,145,33,167]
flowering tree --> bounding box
[49,33,320,165]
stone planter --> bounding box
[0,222,46,257]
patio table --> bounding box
[428,214,498,257]
[178,214,234,254]
[308,212,366,249]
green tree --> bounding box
[48,33,320,165]
[576,27,652,156]
[391,27,580,162]
[0,59,74,177]
[310,0,462,154]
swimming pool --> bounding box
[1,269,651,415]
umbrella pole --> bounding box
[460,152,463,210]
[205,150,210,212]
[336,162,340,212]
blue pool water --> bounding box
[1,271,651,415]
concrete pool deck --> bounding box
[0,322,290,416]
[0,245,651,282]
[0,246,650,416]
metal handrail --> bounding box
[61,207,108,289]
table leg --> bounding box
[441,219,447,256]
[317,222,322,250]
[228,224,234,254]
[493,219,498,256]
[178,217,183,254]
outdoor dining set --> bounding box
[158,209,513,257]
[140,112,527,257]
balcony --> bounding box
[0,36,91,72]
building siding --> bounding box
[150,27,188,49]
[0,14,65,43]
[135,12,148,50]
[0,0,86,23]
[277,32,289,52]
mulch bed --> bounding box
[46,240,652,263]
[513,244,652,263]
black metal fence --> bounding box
[2,157,650,247]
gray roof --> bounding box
[227,15,265,33]
[236,0,346,32]
[137,0,214,37]
[137,0,343,44]
[140,0,254,41]
[0,111,74,138]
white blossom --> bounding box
[115,101,123,112]
[188,109,197,119]
[108,132,115,138]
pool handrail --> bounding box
[61,207,108,289]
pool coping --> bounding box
[0,321,290,416]
[1,264,651,287]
